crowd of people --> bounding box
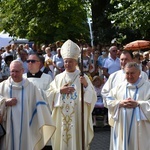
[0,39,150,150]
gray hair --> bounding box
[109,46,118,52]
[124,62,140,71]
[10,60,24,69]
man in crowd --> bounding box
[39,55,53,79]
[142,51,149,72]
[10,44,17,59]
[0,60,55,150]
[17,49,28,73]
[103,46,120,79]
[53,47,64,77]
[46,39,97,150]
[106,62,150,150]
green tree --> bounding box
[90,0,115,45]
[89,0,127,46]
[109,0,150,39]
[0,0,90,43]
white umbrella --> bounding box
[0,31,29,48]
[0,31,13,48]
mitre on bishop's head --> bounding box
[60,39,80,60]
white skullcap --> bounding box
[61,39,80,60]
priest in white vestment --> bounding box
[0,60,55,150]
[46,40,97,150]
[106,62,150,150]
[102,51,148,108]
[23,44,54,150]
[101,51,148,150]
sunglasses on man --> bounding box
[26,60,40,63]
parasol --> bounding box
[124,40,150,50]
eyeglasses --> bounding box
[26,60,40,63]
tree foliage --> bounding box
[90,0,114,45]
[109,0,150,39]
[0,0,89,43]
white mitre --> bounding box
[61,39,80,60]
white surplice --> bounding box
[23,72,52,91]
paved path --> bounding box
[90,127,110,150]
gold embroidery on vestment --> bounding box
[61,94,76,146]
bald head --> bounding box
[109,46,118,52]
[10,60,24,68]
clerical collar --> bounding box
[27,71,43,78]
[10,78,25,86]
[126,77,143,89]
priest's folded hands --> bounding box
[119,98,139,108]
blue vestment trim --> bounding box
[29,101,47,126]
[19,86,24,150]
[123,107,127,150]
[123,85,138,150]
[127,86,138,146]
[10,84,24,150]
[10,84,15,150]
